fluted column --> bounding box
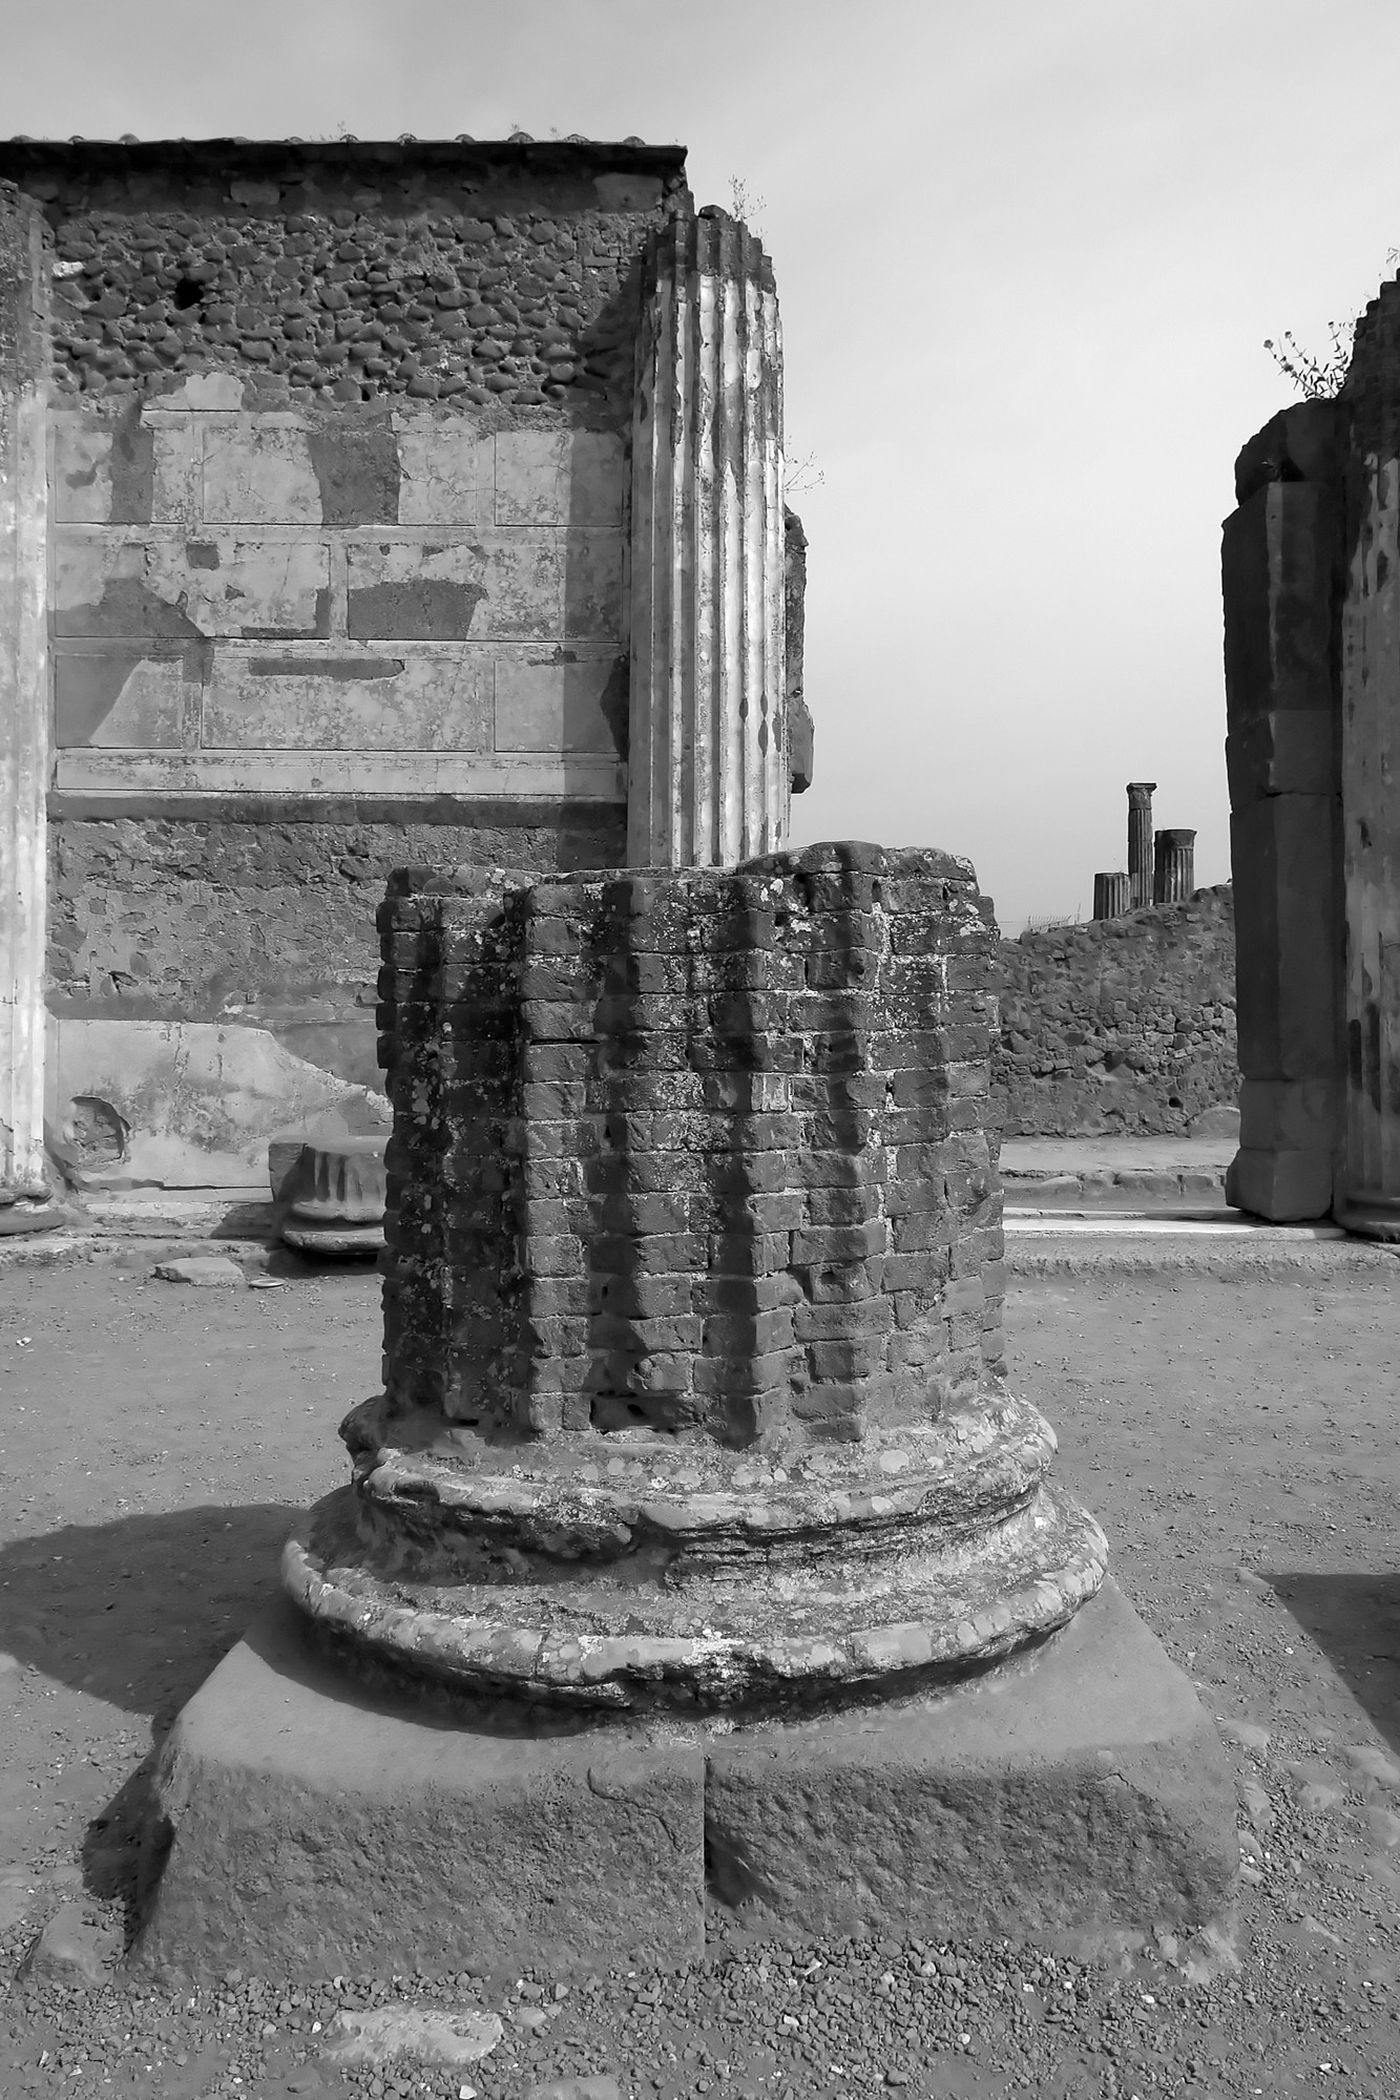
[1153,829,1196,904]
[0,186,52,1215]
[627,209,787,868]
[1092,871,1129,920]
[1126,783,1156,909]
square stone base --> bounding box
[131,1580,1239,1981]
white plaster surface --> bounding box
[46,1019,384,1188]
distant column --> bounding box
[1126,783,1156,909]
[1092,872,1130,920]
[0,186,55,1224]
[627,209,788,869]
[1153,829,1196,904]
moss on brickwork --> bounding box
[994,887,1237,1137]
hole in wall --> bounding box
[63,1095,130,1167]
[172,277,206,312]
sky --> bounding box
[4,0,1398,931]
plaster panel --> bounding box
[51,415,114,523]
[52,532,330,639]
[394,416,494,527]
[202,647,493,751]
[494,431,625,527]
[202,422,322,525]
[54,646,186,750]
[563,531,625,642]
[346,537,564,641]
[494,655,627,754]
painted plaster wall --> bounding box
[0,140,685,1177]
[49,393,630,805]
[994,887,1238,1137]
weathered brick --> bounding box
[793,1298,895,1341]
[702,1308,797,1354]
[790,1220,889,1264]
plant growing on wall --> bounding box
[1266,251,1400,399]
[1263,321,1356,400]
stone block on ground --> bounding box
[131,1598,706,1982]
[152,1256,245,1287]
[21,1900,122,1985]
[703,1577,1239,1952]
[321,2004,503,2066]
[131,1582,1236,1978]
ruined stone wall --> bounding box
[0,139,689,1138]
[994,887,1238,1137]
[378,846,1004,1447]
[45,806,624,1088]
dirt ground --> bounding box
[2,1246,1399,2099]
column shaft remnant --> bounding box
[628,211,787,868]
[1092,871,1130,920]
[0,187,51,1212]
[297,843,1104,1712]
[1126,783,1156,909]
[1153,829,1196,904]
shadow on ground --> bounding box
[1268,1569,1400,1754]
[0,1504,299,1727]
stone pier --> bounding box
[1092,870,1130,920]
[627,211,788,867]
[1221,402,1345,1223]
[1153,828,1196,904]
[134,844,1238,1980]
[1336,287,1400,1238]
[1126,783,1156,909]
[0,187,55,1225]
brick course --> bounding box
[379,843,1005,1448]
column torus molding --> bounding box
[0,184,51,1204]
[627,208,788,869]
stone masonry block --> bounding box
[392,414,493,528]
[495,654,627,754]
[1225,1144,1333,1222]
[134,1599,705,1982]
[53,646,186,750]
[1230,797,1340,1081]
[202,421,322,525]
[1226,707,1336,806]
[1222,482,1339,722]
[494,430,625,527]
[202,650,492,752]
[52,533,330,639]
[1237,1075,1337,1157]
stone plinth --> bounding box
[0,186,55,1223]
[134,844,1238,1972]
[1127,783,1156,911]
[627,212,787,868]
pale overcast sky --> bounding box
[5,0,1396,930]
